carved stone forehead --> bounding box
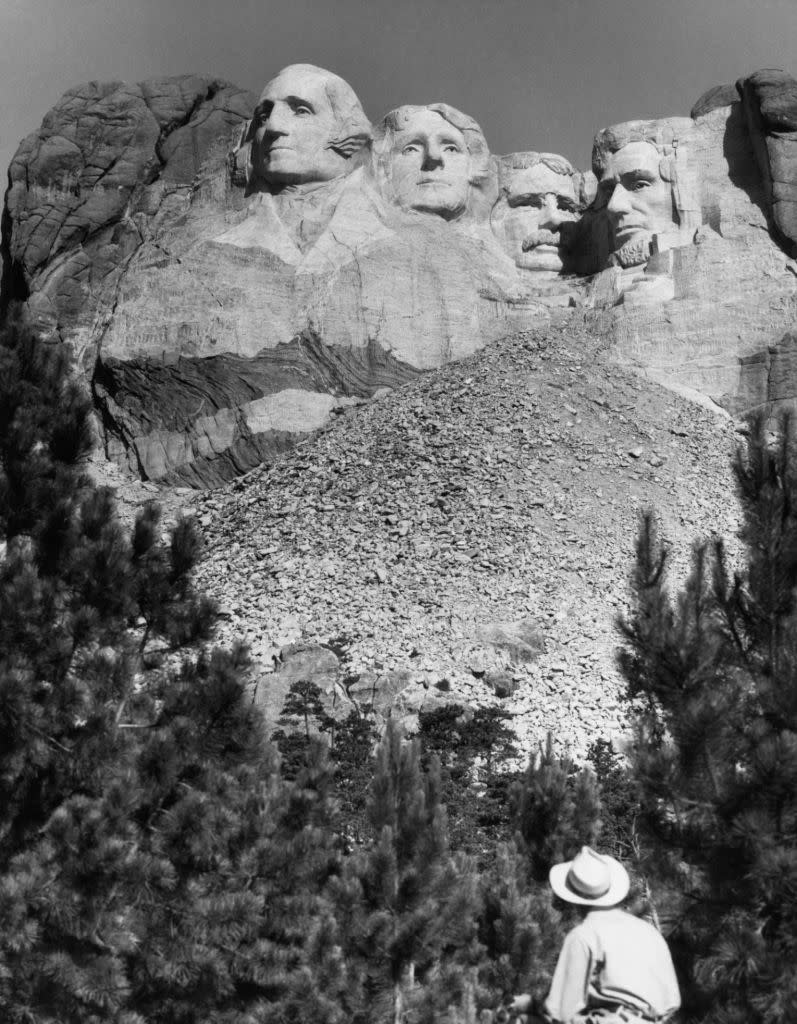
[602,140,661,180]
[592,117,695,177]
[391,107,465,140]
[380,104,486,150]
[501,162,577,198]
[258,63,365,123]
[499,152,576,176]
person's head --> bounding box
[592,118,697,267]
[375,103,491,221]
[244,64,372,190]
[493,152,581,271]
[549,846,630,909]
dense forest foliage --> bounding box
[1,323,796,1022]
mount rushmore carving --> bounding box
[3,64,797,484]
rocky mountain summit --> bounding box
[158,317,741,756]
[3,65,797,487]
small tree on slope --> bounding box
[335,719,481,1024]
[618,414,797,1023]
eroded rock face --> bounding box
[739,69,797,249]
[3,68,544,483]
[4,66,797,485]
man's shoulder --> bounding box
[583,908,668,944]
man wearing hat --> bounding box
[511,847,681,1023]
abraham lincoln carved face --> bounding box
[591,119,698,268]
[599,141,675,257]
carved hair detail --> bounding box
[591,118,696,178]
[497,151,576,179]
[318,71,373,158]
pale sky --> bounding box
[1,0,796,180]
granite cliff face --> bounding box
[3,66,797,486]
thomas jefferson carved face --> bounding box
[387,109,472,219]
[598,140,675,259]
[500,162,579,272]
[250,66,364,186]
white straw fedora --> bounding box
[549,846,630,907]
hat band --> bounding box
[565,866,610,899]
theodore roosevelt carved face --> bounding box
[246,64,371,189]
[376,104,491,220]
[494,154,580,272]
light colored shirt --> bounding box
[544,908,681,1023]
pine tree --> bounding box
[335,719,481,1024]
[476,841,563,1008]
[0,322,342,1023]
[618,413,797,1023]
[510,733,601,885]
[418,705,519,859]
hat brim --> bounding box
[549,856,630,907]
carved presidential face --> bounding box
[387,109,471,219]
[500,163,579,272]
[251,67,348,186]
[599,140,675,258]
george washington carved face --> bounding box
[247,64,371,189]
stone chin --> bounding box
[401,180,468,220]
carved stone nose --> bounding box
[263,105,290,135]
[607,184,632,215]
[538,195,564,230]
[421,149,444,171]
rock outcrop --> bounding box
[739,68,797,248]
[3,66,797,486]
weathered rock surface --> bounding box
[739,68,797,249]
[4,76,255,326]
[4,66,797,489]
[147,321,741,751]
[3,70,548,484]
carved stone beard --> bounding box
[611,237,651,269]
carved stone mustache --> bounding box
[522,229,561,251]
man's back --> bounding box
[545,908,680,1022]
